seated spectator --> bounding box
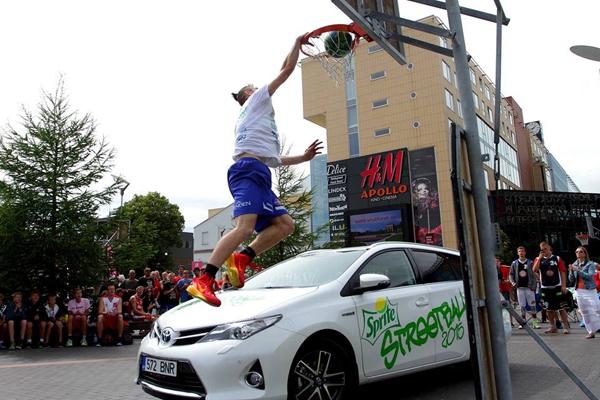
[25,289,48,348]
[44,294,66,348]
[96,282,124,346]
[66,287,91,347]
[0,294,7,348]
[6,292,27,350]
[130,286,157,335]
[142,287,159,317]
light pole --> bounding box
[111,174,130,239]
[111,174,130,209]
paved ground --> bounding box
[0,324,598,400]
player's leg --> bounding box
[247,213,295,255]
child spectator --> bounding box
[44,294,66,347]
[6,292,27,350]
[66,287,91,347]
[25,289,48,348]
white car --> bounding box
[136,242,510,400]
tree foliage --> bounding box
[107,192,185,274]
[0,77,119,297]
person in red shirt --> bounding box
[496,256,513,326]
[595,263,600,294]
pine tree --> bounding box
[0,77,119,297]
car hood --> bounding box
[157,287,318,330]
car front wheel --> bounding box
[287,338,355,400]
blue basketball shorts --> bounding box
[228,158,288,233]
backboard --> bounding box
[332,0,407,65]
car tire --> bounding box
[287,338,356,400]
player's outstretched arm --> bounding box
[268,34,307,97]
[281,140,324,166]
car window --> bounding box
[244,249,366,289]
[412,250,461,283]
[361,250,416,288]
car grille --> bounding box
[171,326,216,346]
[139,354,205,395]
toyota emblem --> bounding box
[160,328,174,344]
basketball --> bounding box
[324,31,353,58]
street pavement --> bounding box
[0,323,598,400]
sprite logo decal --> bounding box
[361,292,466,370]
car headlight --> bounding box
[200,315,282,342]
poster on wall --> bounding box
[409,147,443,246]
[327,148,411,244]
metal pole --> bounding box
[445,1,513,399]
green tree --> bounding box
[248,143,329,269]
[0,77,119,297]
[108,192,185,273]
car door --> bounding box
[410,249,469,363]
[352,249,436,377]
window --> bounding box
[442,60,452,82]
[472,92,479,109]
[509,112,514,125]
[457,100,463,118]
[479,77,483,92]
[367,44,382,54]
[445,89,454,111]
[370,70,386,81]
[469,68,476,84]
[361,250,416,288]
[374,127,390,137]
[454,72,459,89]
[439,36,448,49]
[481,100,485,111]
[201,231,209,245]
[485,86,491,100]
[487,107,493,123]
[411,250,461,283]
[372,98,388,109]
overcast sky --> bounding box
[1,1,598,232]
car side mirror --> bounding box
[354,273,391,294]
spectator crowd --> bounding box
[0,265,227,350]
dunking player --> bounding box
[188,34,323,307]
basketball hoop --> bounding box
[301,23,371,86]
[575,233,590,246]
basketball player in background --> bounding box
[188,34,323,307]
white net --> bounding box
[576,234,590,246]
[302,33,357,87]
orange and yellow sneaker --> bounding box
[187,273,221,307]
[225,252,250,288]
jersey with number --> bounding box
[537,255,565,288]
[233,85,281,167]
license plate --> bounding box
[142,356,177,377]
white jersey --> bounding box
[101,295,121,313]
[233,85,281,167]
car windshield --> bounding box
[243,249,366,289]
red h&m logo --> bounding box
[360,151,404,188]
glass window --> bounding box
[457,100,463,118]
[445,89,454,111]
[488,107,493,123]
[374,127,390,137]
[372,98,388,109]
[349,131,359,157]
[201,231,209,245]
[442,61,452,82]
[361,250,416,288]
[485,86,491,100]
[367,44,382,54]
[472,92,479,109]
[411,250,461,283]
[439,36,448,49]
[370,70,386,81]
[469,68,476,84]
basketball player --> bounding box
[188,34,323,307]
